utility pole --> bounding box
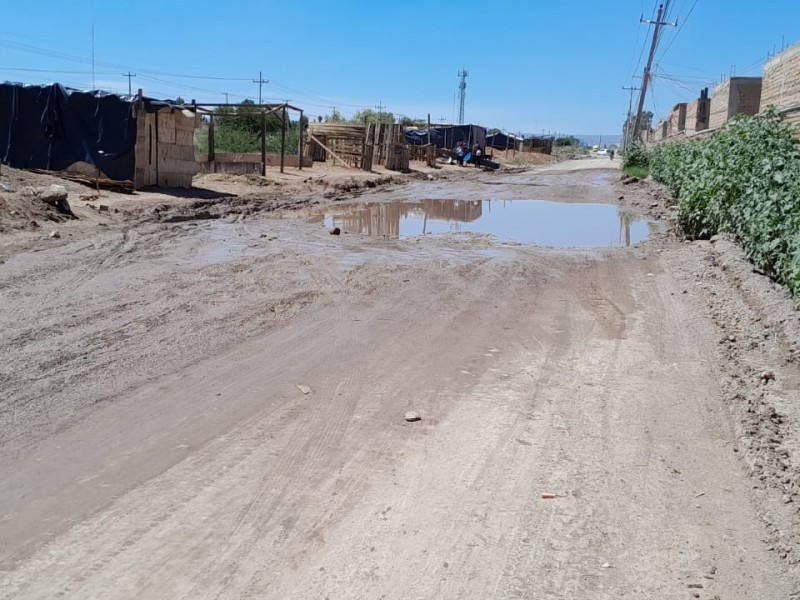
[122,72,136,96]
[622,85,640,149]
[375,101,385,123]
[223,92,229,103]
[253,71,269,104]
[457,68,469,125]
[633,4,676,141]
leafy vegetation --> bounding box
[648,110,800,296]
[623,165,648,179]
[194,99,304,155]
[350,108,395,124]
[622,143,650,170]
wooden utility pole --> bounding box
[632,4,676,141]
[253,71,269,104]
[622,85,640,149]
[122,72,136,95]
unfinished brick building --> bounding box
[760,42,800,128]
[685,88,710,135]
[709,77,763,129]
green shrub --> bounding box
[622,144,650,170]
[650,110,800,296]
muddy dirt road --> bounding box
[1,159,798,598]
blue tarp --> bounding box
[0,82,182,182]
[405,125,486,151]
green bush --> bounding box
[622,144,650,170]
[650,110,800,296]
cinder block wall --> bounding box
[709,77,762,129]
[761,42,800,111]
[134,107,199,189]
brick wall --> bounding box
[686,98,710,134]
[761,42,800,111]
[668,103,687,135]
[709,77,762,129]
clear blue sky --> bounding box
[2,1,798,137]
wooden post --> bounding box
[155,111,160,185]
[427,113,431,146]
[298,109,304,171]
[208,115,215,163]
[280,105,287,174]
[261,111,266,177]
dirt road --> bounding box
[1,159,798,598]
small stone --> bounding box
[728,335,736,342]
[98,204,109,212]
[783,495,793,504]
[601,562,611,568]
[0,181,13,193]
[404,411,421,422]
[710,235,721,243]
[760,370,775,382]
[330,227,341,235]
[39,184,68,205]
[709,566,717,575]
[649,202,658,208]
[687,583,704,589]
[48,230,60,238]
[295,384,312,395]
[646,273,654,277]
[691,593,700,599]
[618,195,624,200]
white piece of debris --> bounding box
[39,185,68,205]
[48,230,61,239]
[296,384,312,395]
[404,411,421,422]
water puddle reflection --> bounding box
[310,199,656,247]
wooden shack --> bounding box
[306,123,409,172]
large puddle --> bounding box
[310,199,655,247]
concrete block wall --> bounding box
[709,77,763,129]
[761,42,800,111]
[134,107,199,189]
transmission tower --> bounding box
[457,68,469,125]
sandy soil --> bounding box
[1,158,798,599]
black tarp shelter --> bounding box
[485,132,522,150]
[405,124,486,150]
[0,82,181,182]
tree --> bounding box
[351,108,395,124]
[324,108,345,123]
[555,136,579,147]
[622,111,653,144]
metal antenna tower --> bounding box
[457,68,469,125]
